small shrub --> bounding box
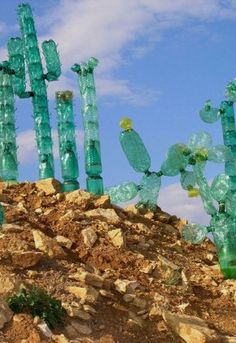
[7,285,66,328]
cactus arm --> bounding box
[42,40,61,81]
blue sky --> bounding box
[0,0,236,224]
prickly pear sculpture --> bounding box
[71,57,103,195]
[105,115,235,278]
[7,3,61,179]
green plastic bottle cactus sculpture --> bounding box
[105,114,235,278]
[56,91,79,192]
[7,3,61,180]
[71,57,103,195]
[105,117,162,212]
[0,61,18,183]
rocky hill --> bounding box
[0,179,235,343]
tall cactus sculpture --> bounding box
[56,91,79,192]
[0,61,18,182]
[7,3,61,180]
[71,57,103,195]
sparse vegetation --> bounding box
[7,285,66,329]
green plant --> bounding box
[7,286,66,329]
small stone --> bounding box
[114,279,140,294]
[65,189,92,209]
[128,311,143,327]
[99,289,114,299]
[123,294,135,303]
[133,297,147,309]
[1,223,23,233]
[35,178,62,195]
[33,230,66,259]
[163,311,219,343]
[55,235,73,249]
[83,304,97,314]
[70,319,92,335]
[81,228,98,248]
[62,303,91,320]
[37,322,53,338]
[108,229,126,248]
[140,260,157,274]
[85,208,120,224]
[66,285,99,304]
[93,195,111,208]
[69,270,104,288]
[10,251,44,268]
[0,299,13,329]
[0,274,24,296]
[52,334,70,343]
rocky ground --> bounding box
[0,178,235,343]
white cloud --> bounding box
[158,182,211,225]
[16,128,83,164]
[1,1,233,104]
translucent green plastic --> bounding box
[71,57,103,195]
[0,66,18,182]
[105,181,138,203]
[56,91,79,192]
[7,3,61,179]
[119,129,151,173]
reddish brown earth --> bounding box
[0,180,235,343]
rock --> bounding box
[128,311,143,327]
[52,334,70,343]
[0,193,12,204]
[114,279,140,294]
[108,229,126,248]
[10,251,44,268]
[163,311,220,343]
[93,195,111,208]
[157,255,181,271]
[55,235,73,249]
[66,285,99,304]
[123,294,135,303]
[37,322,53,338]
[81,228,98,248]
[17,202,28,213]
[0,274,24,296]
[70,319,92,335]
[65,189,92,209]
[140,260,157,274]
[99,289,114,299]
[35,178,62,195]
[85,208,120,224]
[1,223,24,233]
[83,304,97,315]
[175,218,188,231]
[133,296,147,309]
[0,299,13,329]
[33,230,66,259]
[69,270,104,288]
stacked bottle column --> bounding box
[56,91,79,192]
[220,101,236,191]
[0,65,18,182]
[11,3,61,179]
[72,58,103,195]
